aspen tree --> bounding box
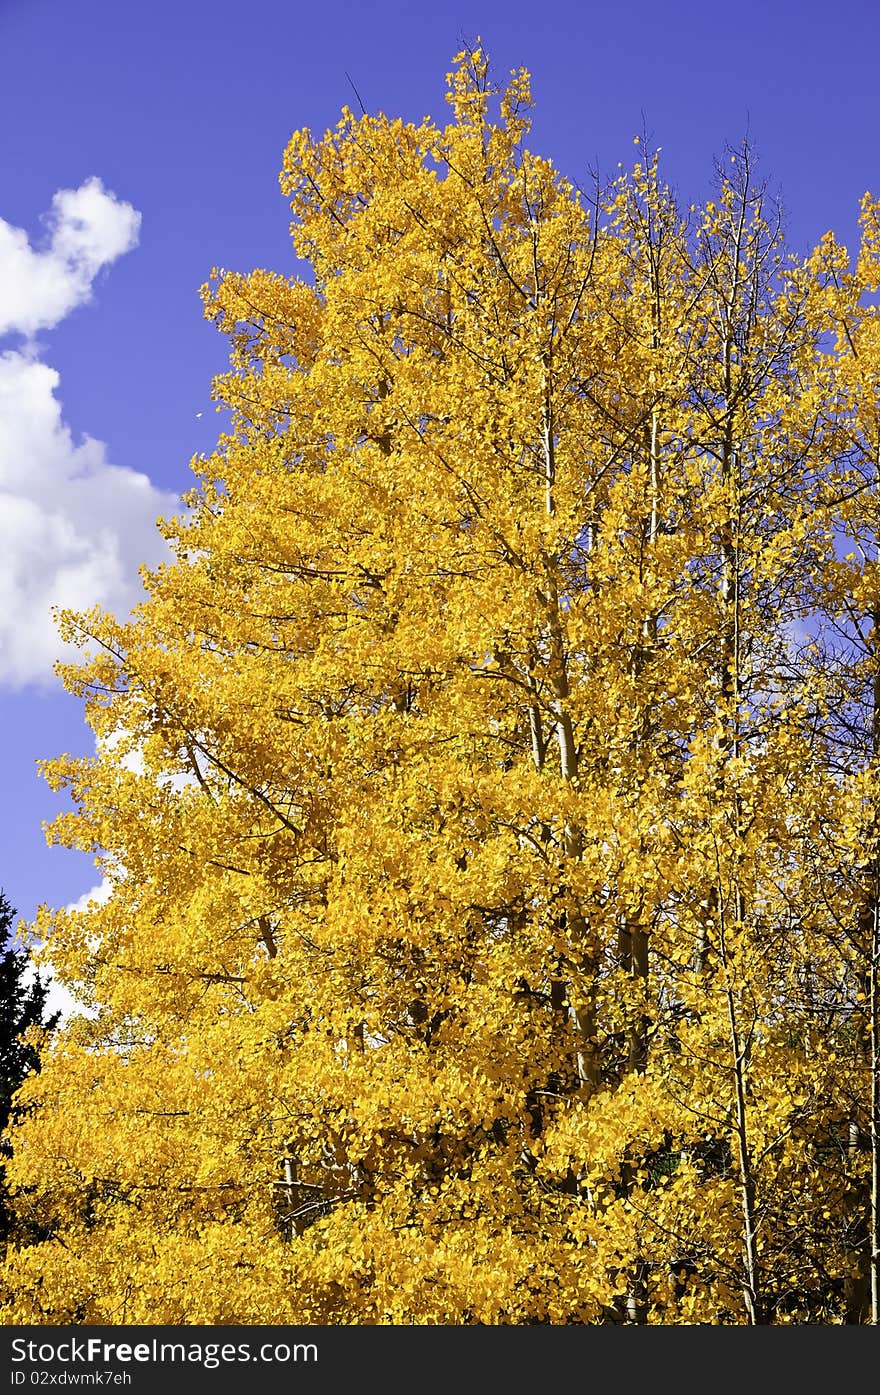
[2,51,878,1325]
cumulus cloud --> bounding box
[0,352,179,685]
[0,176,140,337]
[0,182,179,688]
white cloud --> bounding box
[0,176,140,337]
[66,880,112,917]
[41,977,90,1026]
[0,182,179,688]
[0,351,179,685]
[22,881,110,1026]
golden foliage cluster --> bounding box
[3,49,880,1324]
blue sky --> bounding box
[0,0,878,931]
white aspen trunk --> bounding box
[615,236,665,1323]
[528,682,544,774]
[540,365,598,1097]
[693,181,748,975]
[719,893,764,1325]
[278,1150,300,1239]
[700,195,765,1320]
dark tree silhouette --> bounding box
[1,887,59,1241]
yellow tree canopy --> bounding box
[3,49,879,1325]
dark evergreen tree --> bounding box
[1,888,58,1241]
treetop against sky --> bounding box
[0,1,877,929]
